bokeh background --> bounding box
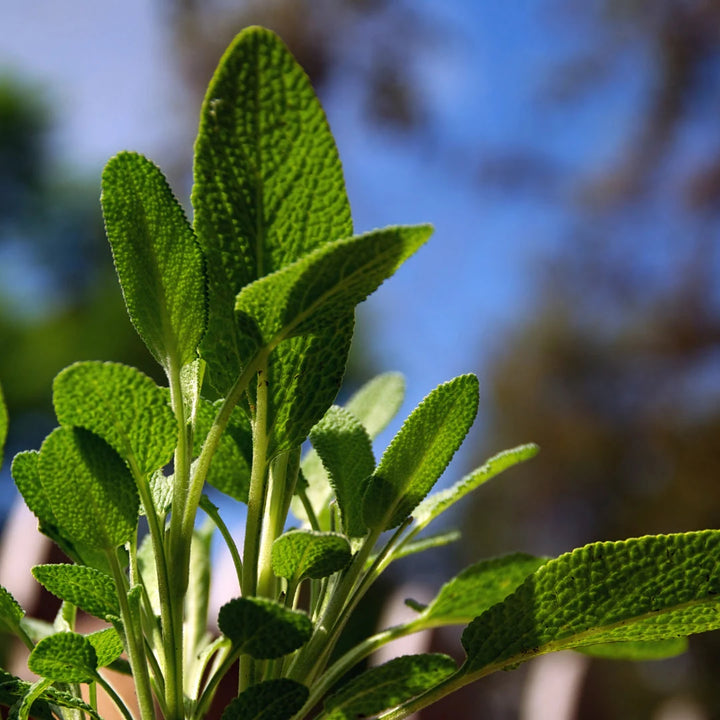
[2,1,720,718]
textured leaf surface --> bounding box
[193,26,352,393]
[38,427,139,551]
[309,406,375,537]
[363,375,479,530]
[344,372,405,439]
[102,151,206,372]
[272,531,351,584]
[32,564,119,620]
[28,632,97,683]
[53,362,176,476]
[0,381,7,469]
[415,554,547,627]
[218,597,312,659]
[0,584,24,635]
[319,654,456,720]
[220,679,308,720]
[577,637,688,661]
[461,531,720,675]
[86,627,124,667]
[0,671,53,720]
[413,444,539,531]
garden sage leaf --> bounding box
[0,380,7,469]
[31,564,119,620]
[0,584,24,636]
[218,597,312,659]
[220,679,309,720]
[53,361,176,477]
[319,654,457,720]
[461,530,720,676]
[308,406,375,537]
[363,374,479,531]
[101,151,206,374]
[577,637,688,661]
[271,531,352,585]
[86,627,124,668]
[28,632,97,683]
[344,372,406,440]
[193,26,353,394]
[38,427,139,551]
[0,671,53,720]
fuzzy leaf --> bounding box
[272,531,351,584]
[577,638,688,661]
[0,585,24,636]
[0,380,7,469]
[461,530,720,676]
[86,627,124,667]
[414,554,547,627]
[28,632,97,683]
[218,597,312,659]
[220,679,309,720]
[319,654,456,720]
[193,26,353,394]
[53,361,176,476]
[309,406,375,537]
[38,427,139,551]
[0,671,53,720]
[363,375,479,531]
[412,444,539,531]
[32,564,119,620]
[345,372,406,439]
[102,151,206,373]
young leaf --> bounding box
[319,654,457,720]
[53,361,176,476]
[0,584,24,636]
[28,632,98,683]
[308,406,375,537]
[193,26,353,393]
[101,151,206,374]
[218,597,312,659]
[86,627,124,667]
[460,530,720,676]
[271,531,352,585]
[31,564,119,620]
[345,372,406,440]
[220,679,309,720]
[0,671,53,720]
[577,637,688,661]
[9,678,53,720]
[412,554,548,627]
[363,374,480,531]
[412,443,539,531]
[0,380,7,469]
[38,427,139,551]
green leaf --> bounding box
[272,531,351,585]
[363,375,479,531]
[308,406,375,537]
[370,530,461,567]
[86,627,124,667]
[413,554,547,627]
[101,151,206,373]
[38,427,139,551]
[0,671,53,720]
[218,597,312,659]
[577,637,688,661]
[412,443,539,531]
[28,632,97,683]
[319,654,457,720]
[8,678,53,720]
[345,372,406,440]
[193,26,353,394]
[53,361,176,476]
[31,564,119,620]
[0,380,7,470]
[220,679,309,720]
[0,584,24,636]
[461,530,720,676]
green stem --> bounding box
[200,495,244,593]
[94,673,136,720]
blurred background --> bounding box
[2,1,720,718]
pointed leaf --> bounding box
[0,380,7,469]
[414,554,547,627]
[0,584,24,636]
[308,406,375,537]
[272,531,351,585]
[32,564,119,620]
[577,637,688,661]
[86,627,124,667]
[461,530,720,676]
[102,151,206,373]
[220,679,309,720]
[345,372,405,439]
[193,26,353,393]
[363,375,479,531]
[218,597,312,659]
[53,361,176,476]
[38,427,139,551]
[28,632,97,683]
[319,654,456,720]
[413,444,539,531]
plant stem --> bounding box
[200,496,243,593]
[94,673,136,720]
